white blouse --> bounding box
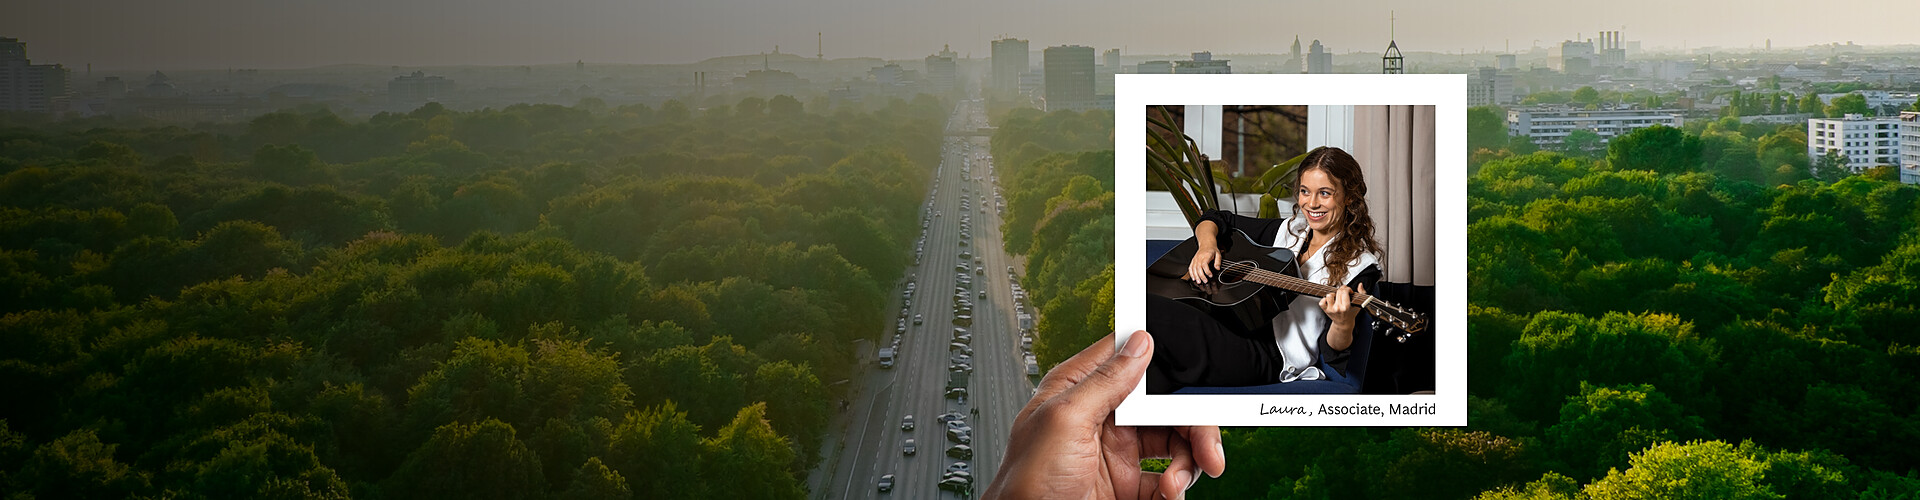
[1268,217,1380,383]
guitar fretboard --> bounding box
[1219,261,1372,304]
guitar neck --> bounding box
[1240,267,1375,305]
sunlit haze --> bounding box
[9,0,1920,69]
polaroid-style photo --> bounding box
[1115,74,1466,426]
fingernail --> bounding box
[1121,331,1150,358]
[1177,470,1193,491]
[1212,442,1224,477]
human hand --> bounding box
[1318,283,1364,328]
[982,331,1226,500]
[1188,246,1222,285]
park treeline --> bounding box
[0,94,945,498]
[1204,113,1920,499]
[992,105,1919,498]
[986,107,1116,371]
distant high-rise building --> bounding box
[872,64,906,86]
[1043,45,1096,112]
[926,45,958,95]
[1496,54,1517,70]
[389,71,455,106]
[1560,39,1595,74]
[1174,51,1230,74]
[1468,68,1513,106]
[991,38,1029,99]
[1136,61,1173,74]
[1306,40,1333,74]
[0,37,71,113]
[1099,48,1121,96]
[1809,114,1902,175]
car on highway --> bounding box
[947,461,971,474]
[939,475,972,493]
[913,314,922,325]
[951,353,971,365]
[902,415,914,431]
[903,439,916,456]
[947,444,973,460]
[938,411,965,424]
[953,315,972,327]
[945,388,968,401]
[878,473,895,492]
[949,363,971,374]
[947,420,971,432]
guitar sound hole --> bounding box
[1214,262,1249,284]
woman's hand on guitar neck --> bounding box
[1319,283,1365,328]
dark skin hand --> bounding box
[982,331,1227,500]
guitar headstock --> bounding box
[1363,299,1426,338]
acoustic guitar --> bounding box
[1147,228,1427,341]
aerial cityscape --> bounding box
[5,27,1919,183]
[2,2,1919,498]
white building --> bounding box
[1810,114,1902,175]
[1507,106,1684,148]
[1901,112,1920,184]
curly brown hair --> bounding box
[1286,147,1382,287]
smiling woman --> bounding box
[1145,146,1386,393]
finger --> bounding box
[1021,332,1117,422]
[1177,426,1226,478]
[1134,471,1166,500]
[1153,430,1196,500]
[1211,252,1222,274]
[1049,330,1154,419]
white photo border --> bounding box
[1114,74,1468,427]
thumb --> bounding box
[1055,331,1154,418]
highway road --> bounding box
[811,98,1038,500]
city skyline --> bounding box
[9,0,1920,70]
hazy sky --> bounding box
[9,0,1918,70]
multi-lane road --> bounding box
[811,98,1037,500]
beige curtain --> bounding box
[1350,105,1435,286]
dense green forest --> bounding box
[987,107,1116,370]
[0,94,946,497]
[996,106,1920,498]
